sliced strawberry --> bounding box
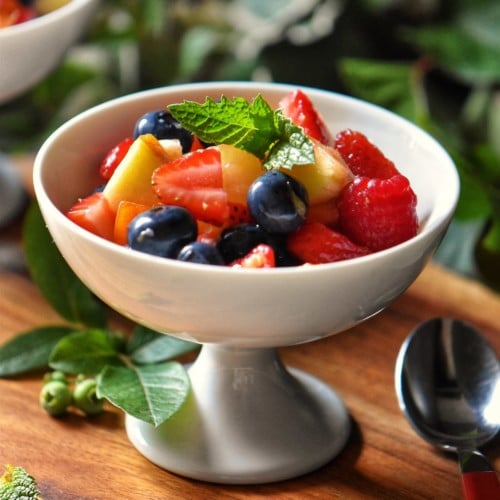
[334,129,400,179]
[279,89,334,146]
[66,192,115,241]
[152,147,229,226]
[230,244,276,268]
[338,175,418,251]
[287,221,370,264]
[99,137,134,180]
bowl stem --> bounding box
[125,343,350,484]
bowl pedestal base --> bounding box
[125,344,350,484]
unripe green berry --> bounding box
[73,378,104,416]
[39,380,72,416]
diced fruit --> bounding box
[197,221,224,244]
[247,171,308,234]
[338,175,418,251]
[219,144,263,205]
[99,137,133,180]
[103,134,173,212]
[152,147,228,226]
[66,192,115,241]
[134,110,195,153]
[334,129,400,179]
[114,201,151,245]
[177,242,224,265]
[279,89,334,146]
[35,0,70,15]
[285,139,353,205]
[127,205,197,258]
[307,199,339,228]
[230,244,276,268]
[287,221,370,264]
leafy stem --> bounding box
[0,202,198,427]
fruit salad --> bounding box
[0,0,69,28]
[66,89,419,268]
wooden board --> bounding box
[1,262,499,499]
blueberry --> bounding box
[133,110,193,153]
[247,171,308,234]
[216,224,270,264]
[177,242,224,265]
[127,206,197,258]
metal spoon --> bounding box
[395,317,500,499]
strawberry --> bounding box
[152,146,257,227]
[99,137,134,180]
[287,221,370,264]
[338,175,418,251]
[66,192,115,241]
[334,129,400,179]
[279,89,334,146]
[153,147,228,225]
[230,244,276,268]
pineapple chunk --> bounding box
[285,139,353,204]
[220,144,264,205]
[103,134,180,212]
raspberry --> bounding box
[334,129,400,179]
[287,221,370,264]
[338,175,418,251]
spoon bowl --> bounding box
[395,317,500,498]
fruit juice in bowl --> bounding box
[34,82,459,484]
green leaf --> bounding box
[338,58,423,122]
[128,326,198,364]
[49,329,124,375]
[168,95,314,169]
[405,24,500,85]
[22,202,106,329]
[0,326,73,377]
[97,362,191,426]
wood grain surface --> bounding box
[1,261,499,500]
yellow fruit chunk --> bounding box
[113,201,151,246]
[103,134,175,212]
[35,0,70,15]
[285,139,353,204]
[220,144,264,205]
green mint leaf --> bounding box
[0,464,41,499]
[265,122,315,171]
[0,326,73,377]
[22,201,106,329]
[169,95,278,158]
[49,329,125,375]
[128,325,198,364]
[97,362,190,427]
[168,94,314,170]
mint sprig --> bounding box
[168,95,315,170]
[0,202,198,427]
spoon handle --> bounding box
[459,451,499,500]
[462,472,499,500]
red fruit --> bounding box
[334,129,400,179]
[279,89,334,146]
[287,221,370,264]
[152,147,230,226]
[152,147,256,227]
[99,137,134,180]
[66,192,115,241]
[231,244,276,268]
[338,175,418,251]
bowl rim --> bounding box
[33,81,460,277]
[0,0,98,38]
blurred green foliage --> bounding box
[1,0,500,252]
